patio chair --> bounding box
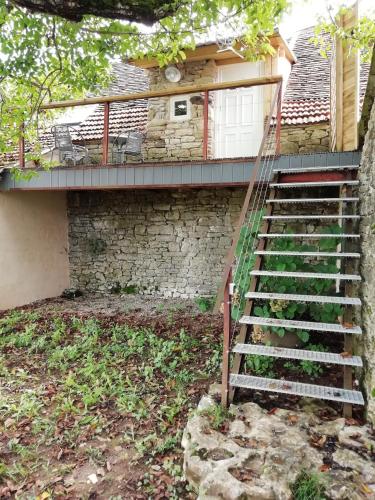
[111,130,144,163]
[51,124,89,166]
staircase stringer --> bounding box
[342,170,356,418]
[223,165,364,413]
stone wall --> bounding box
[280,123,330,154]
[359,99,375,424]
[143,60,216,162]
[68,188,244,297]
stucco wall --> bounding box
[0,191,70,310]
[359,99,375,424]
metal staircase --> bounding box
[222,164,364,417]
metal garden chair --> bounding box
[111,130,144,163]
[51,124,89,166]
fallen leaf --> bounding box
[287,414,299,425]
[4,418,15,429]
[345,418,360,426]
[340,351,352,358]
[36,492,50,500]
[267,408,278,415]
[342,322,354,329]
[281,383,292,390]
[320,464,331,472]
[360,484,373,495]
[311,435,327,448]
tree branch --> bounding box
[9,0,183,24]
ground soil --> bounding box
[0,293,363,499]
[0,295,222,499]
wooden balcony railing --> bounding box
[18,74,282,168]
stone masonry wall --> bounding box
[359,99,375,424]
[280,123,330,154]
[143,60,216,162]
[67,188,244,297]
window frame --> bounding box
[170,95,191,122]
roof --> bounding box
[281,26,370,125]
[70,29,371,134]
[0,31,372,165]
[130,33,297,68]
[70,63,149,141]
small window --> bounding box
[170,96,191,121]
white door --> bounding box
[215,62,264,158]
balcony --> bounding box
[1,75,284,191]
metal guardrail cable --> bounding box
[229,118,278,345]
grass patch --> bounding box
[291,470,327,500]
[0,308,221,498]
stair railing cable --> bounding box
[221,81,282,406]
[214,79,282,313]
[230,115,278,343]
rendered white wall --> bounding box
[0,191,70,310]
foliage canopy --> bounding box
[0,0,288,162]
[0,0,373,170]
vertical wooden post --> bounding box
[333,2,359,152]
[102,101,110,165]
[19,122,25,169]
[275,84,282,156]
[221,269,232,407]
[203,90,209,160]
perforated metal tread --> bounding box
[258,233,360,239]
[266,197,359,204]
[255,250,360,258]
[245,291,361,306]
[239,315,362,335]
[270,180,359,188]
[251,270,361,281]
[263,215,360,220]
[273,165,359,174]
[232,344,363,367]
[229,374,364,405]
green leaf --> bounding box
[297,330,310,343]
[254,306,264,317]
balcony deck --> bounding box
[0,151,360,191]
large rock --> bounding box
[182,396,375,499]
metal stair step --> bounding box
[239,315,362,335]
[255,250,360,258]
[258,233,360,239]
[251,270,361,281]
[263,215,360,220]
[232,344,363,367]
[229,374,364,405]
[245,291,361,306]
[270,180,359,188]
[266,197,359,204]
[273,165,359,174]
